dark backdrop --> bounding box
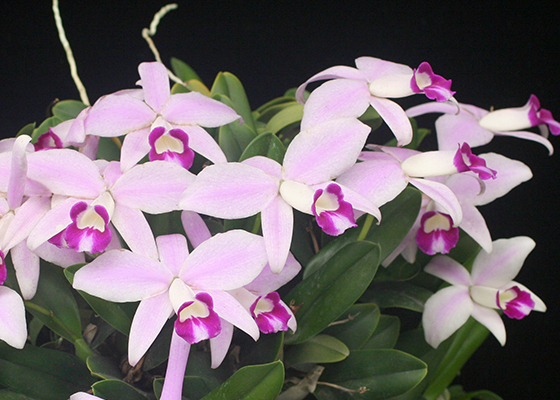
[2,1,559,398]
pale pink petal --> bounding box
[261,195,294,273]
[181,230,267,290]
[7,135,31,209]
[369,97,413,146]
[128,292,174,366]
[244,252,302,294]
[422,285,472,348]
[435,113,494,151]
[181,211,211,248]
[470,303,506,345]
[424,255,471,286]
[111,204,158,259]
[73,249,174,302]
[26,197,79,251]
[70,393,104,400]
[471,237,535,287]
[209,320,234,368]
[3,195,51,251]
[172,124,227,164]
[83,92,155,137]
[179,163,280,219]
[406,102,460,118]
[296,65,367,103]
[242,156,282,179]
[355,56,413,82]
[137,62,170,113]
[409,178,463,225]
[457,204,493,253]
[300,79,371,130]
[0,286,27,349]
[11,241,40,300]
[327,182,381,221]
[33,241,86,268]
[163,92,241,127]
[207,289,259,340]
[283,118,371,185]
[157,234,189,277]
[111,161,195,213]
[494,129,553,155]
[119,127,152,172]
[160,330,191,400]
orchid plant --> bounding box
[0,3,555,400]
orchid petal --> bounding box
[369,96,413,146]
[210,320,234,368]
[424,255,472,286]
[180,163,279,219]
[119,127,152,172]
[325,182,381,221]
[111,204,158,259]
[7,135,31,209]
[244,252,302,294]
[73,249,174,302]
[406,102,464,118]
[181,211,212,249]
[137,62,170,113]
[505,281,547,312]
[33,241,86,268]
[242,156,282,178]
[160,330,191,400]
[295,65,367,103]
[471,237,535,287]
[422,285,472,348]
[300,79,371,130]
[173,124,227,164]
[456,204,493,253]
[111,161,195,213]
[181,230,267,290]
[409,178,463,225]
[261,195,294,273]
[3,195,50,251]
[156,234,189,277]
[435,113,494,151]
[163,92,241,127]
[354,56,413,82]
[208,289,259,341]
[283,118,371,184]
[0,286,27,349]
[11,241,40,300]
[26,197,78,251]
[470,303,506,346]
[128,292,174,366]
[494,129,554,155]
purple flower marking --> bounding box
[148,126,195,169]
[526,94,560,135]
[174,292,222,344]
[65,202,112,253]
[34,128,63,151]
[410,62,455,102]
[453,143,497,180]
[312,183,357,236]
[497,286,535,320]
[416,211,459,255]
[250,292,291,334]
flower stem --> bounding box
[356,214,375,241]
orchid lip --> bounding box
[250,292,291,334]
[416,211,459,255]
[312,183,357,236]
[174,292,222,344]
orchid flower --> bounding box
[406,96,555,154]
[73,230,268,399]
[180,117,380,272]
[422,237,546,348]
[295,57,455,146]
[25,149,194,258]
[65,62,241,171]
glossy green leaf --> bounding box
[254,97,300,123]
[304,187,421,278]
[171,57,203,83]
[315,349,427,400]
[31,116,62,141]
[96,137,123,162]
[201,361,284,400]
[154,375,218,400]
[361,281,433,312]
[17,122,36,137]
[362,315,400,350]
[264,103,303,135]
[284,241,380,344]
[238,131,286,164]
[92,379,150,400]
[0,390,36,399]
[217,104,257,161]
[52,99,87,121]
[211,71,256,132]
[284,334,349,367]
[25,262,82,344]
[238,331,284,368]
[322,303,380,351]
[87,355,123,380]
[0,343,96,400]
[65,264,135,336]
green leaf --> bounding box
[52,99,88,121]
[304,187,421,278]
[254,97,300,123]
[154,375,218,400]
[0,342,96,400]
[238,131,286,164]
[92,379,150,400]
[284,334,350,367]
[17,122,36,137]
[201,361,284,400]
[87,355,123,380]
[264,103,303,135]
[25,262,82,344]
[362,315,400,350]
[216,95,257,161]
[0,390,36,400]
[322,303,380,351]
[361,281,433,312]
[211,72,256,132]
[315,349,427,400]
[96,137,122,162]
[238,331,284,368]
[65,264,135,336]
[31,116,62,142]
[171,57,203,82]
[284,241,381,344]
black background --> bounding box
[1,1,559,398]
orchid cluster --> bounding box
[0,48,555,400]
